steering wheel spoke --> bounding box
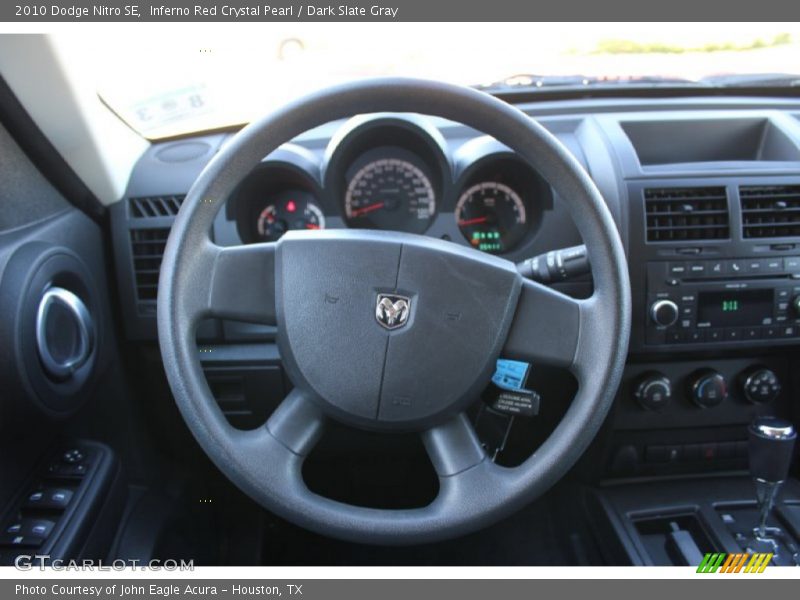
[502,278,586,370]
[266,388,326,456]
[195,242,277,325]
[422,413,486,477]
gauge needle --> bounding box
[305,224,320,230]
[458,216,489,226]
[351,201,385,217]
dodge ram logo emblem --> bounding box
[375,294,410,330]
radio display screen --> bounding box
[697,289,774,327]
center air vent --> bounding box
[644,187,729,242]
[130,228,169,301]
[129,195,184,218]
[740,185,800,239]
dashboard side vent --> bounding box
[644,187,729,242]
[130,228,169,301]
[740,185,800,239]
[129,195,184,218]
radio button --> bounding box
[746,259,764,274]
[708,260,725,276]
[785,256,800,272]
[707,329,724,342]
[688,263,706,276]
[764,258,783,273]
[779,325,796,337]
[777,289,790,301]
[763,326,779,339]
[744,327,761,340]
[726,259,745,275]
[666,330,685,343]
[725,328,743,341]
[687,330,705,343]
[668,262,687,276]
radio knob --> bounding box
[740,367,781,404]
[688,370,728,409]
[792,295,800,315]
[633,372,672,411]
[650,299,679,327]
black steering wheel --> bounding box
[157,78,630,545]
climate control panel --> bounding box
[632,366,782,412]
[616,357,788,431]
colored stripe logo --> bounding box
[697,552,772,573]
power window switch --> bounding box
[44,489,73,509]
[26,519,55,538]
[0,534,42,548]
[24,491,45,508]
[5,523,22,535]
[25,488,73,510]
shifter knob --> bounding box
[748,417,796,539]
[749,417,796,483]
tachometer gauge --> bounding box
[256,190,325,241]
[455,182,527,254]
[344,158,436,234]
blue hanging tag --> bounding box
[491,359,531,392]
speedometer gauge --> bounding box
[344,158,436,234]
[455,182,527,254]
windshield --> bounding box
[63,22,800,139]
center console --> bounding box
[585,111,800,566]
[589,418,800,567]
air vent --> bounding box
[130,228,169,301]
[128,195,184,218]
[644,187,729,242]
[740,185,800,239]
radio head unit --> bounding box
[645,257,800,347]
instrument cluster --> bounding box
[230,115,553,258]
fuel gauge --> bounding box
[256,190,325,241]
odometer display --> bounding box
[455,182,527,254]
[344,158,436,234]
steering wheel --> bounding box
[157,78,630,545]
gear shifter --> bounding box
[748,417,797,538]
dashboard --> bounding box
[110,93,800,480]
[227,115,552,258]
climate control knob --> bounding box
[650,299,679,327]
[740,367,781,404]
[633,372,672,411]
[688,370,728,409]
